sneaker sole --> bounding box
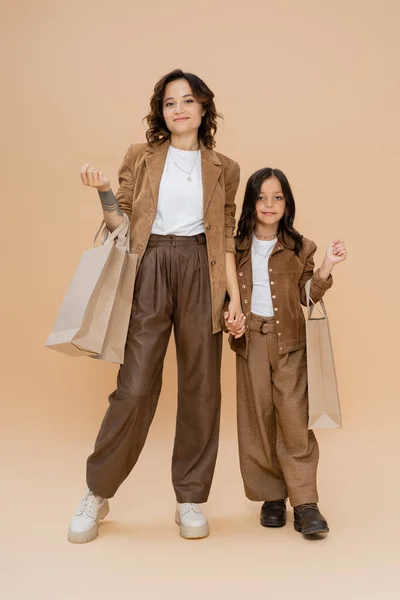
[68,501,109,544]
[175,512,210,539]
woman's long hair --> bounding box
[237,168,303,255]
[144,69,222,149]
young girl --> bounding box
[225,168,347,536]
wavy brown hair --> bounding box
[144,69,222,149]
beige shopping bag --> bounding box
[305,278,342,429]
[45,215,131,357]
[91,251,138,364]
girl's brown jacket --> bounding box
[228,233,333,357]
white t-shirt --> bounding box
[251,234,277,317]
[151,146,204,236]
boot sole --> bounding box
[175,512,210,539]
[68,501,109,544]
[294,521,329,535]
[260,520,286,528]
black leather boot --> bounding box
[293,503,329,535]
[260,500,287,528]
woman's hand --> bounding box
[80,164,111,193]
[224,300,246,339]
[319,239,347,279]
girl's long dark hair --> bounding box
[145,69,222,149]
[237,168,303,255]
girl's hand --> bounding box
[224,301,246,339]
[80,164,111,192]
[325,239,347,265]
[319,239,347,279]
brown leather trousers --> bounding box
[87,233,223,503]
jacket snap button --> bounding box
[244,299,248,304]
[276,320,280,324]
[205,224,210,231]
[239,272,243,276]
[274,307,278,312]
[242,284,246,289]
[270,281,274,285]
[210,259,216,265]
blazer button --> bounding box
[244,299,248,304]
[239,272,243,277]
[242,284,246,289]
[210,259,216,265]
[272,295,276,299]
[205,224,211,231]
[269,268,273,272]
[270,281,275,286]
[274,307,278,312]
[276,320,280,324]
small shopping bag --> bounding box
[305,278,342,429]
[45,215,131,357]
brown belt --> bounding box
[249,313,276,334]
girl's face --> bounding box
[162,79,205,138]
[255,176,286,230]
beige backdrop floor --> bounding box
[1,343,399,600]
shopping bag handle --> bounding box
[93,213,130,252]
[305,278,327,320]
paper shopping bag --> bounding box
[305,278,342,429]
[45,215,130,356]
[91,251,138,364]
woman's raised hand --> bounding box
[80,164,111,193]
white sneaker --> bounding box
[68,489,109,544]
[175,502,210,539]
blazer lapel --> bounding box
[144,142,169,210]
[201,144,222,218]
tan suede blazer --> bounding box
[115,140,240,334]
[228,233,333,356]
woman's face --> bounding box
[255,176,286,229]
[162,78,205,138]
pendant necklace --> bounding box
[170,147,200,182]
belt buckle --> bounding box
[259,320,267,333]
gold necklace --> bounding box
[255,231,278,241]
[169,147,200,182]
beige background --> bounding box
[1,0,399,598]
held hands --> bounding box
[224,300,246,339]
[80,164,111,192]
[320,239,348,279]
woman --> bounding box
[68,69,245,543]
